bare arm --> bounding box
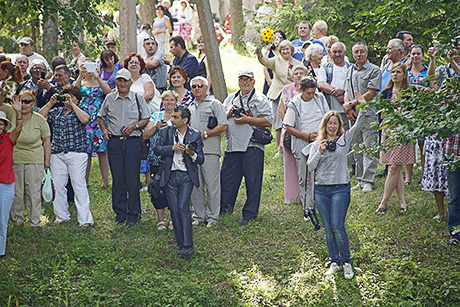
[234,114,272,128]
[143,81,155,102]
[9,97,23,144]
[43,136,51,169]
[201,124,228,140]
[98,116,111,140]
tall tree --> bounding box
[230,0,244,47]
[139,0,156,28]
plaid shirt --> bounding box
[47,105,89,154]
[444,134,460,158]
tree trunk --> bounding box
[42,13,59,62]
[195,0,228,102]
[230,0,244,47]
[119,0,137,60]
[139,0,156,27]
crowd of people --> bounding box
[0,11,459,278]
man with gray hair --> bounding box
[220,69,273,226]
[381,38,406,90]
[318,42,352,130]
[188,76,228,227]
[343,42,382,193]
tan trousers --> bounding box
[11,164,44,227]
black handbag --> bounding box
[207,116,218,129]
[251,126,273,145]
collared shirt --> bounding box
[144,49,168,89]
[436,61,460,88]
[47,105,89,154]
[172,51,199,82]
[408,64,429,87]
[189,96,228,155]
[223,90,273,152]
[97,91,151,137]
[172,129,187,171]
[345,60,382,115]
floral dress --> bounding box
[80,86,107,153]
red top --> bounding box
[0,132,15,184]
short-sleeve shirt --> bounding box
[0,133,15,183]
[284,98,322,133]
[47,106,89,154]
[98,91,152,137]
[291,38,326,61]
[145,50,168,90]
[345,60,382,115]
[131,74,154,96]
[2,103,16,131]
[13,112,50,164]
[189,96,228,155]
[318,64,348,112]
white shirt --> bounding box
[318,64,348,112]
[283,98,322,133]
[172,130,187,172]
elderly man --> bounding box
[312,20,328,45]
[188,76,228,227]
[343,42,382,193]
[52,65,74,92]
[143,36,168,93]
[381,38,406,90]
[166,36,198,85]
[14,37,51,77]
[154,105,204,259]
[380,31,414,70]
[318,42,352,130]
[220,69,273,225]
[291,21,325,61]
[97,69,151,226]
[15,54,30,81]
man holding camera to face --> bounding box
[220,69,273,226]
[154,105,204,259]
[188,76,228,227]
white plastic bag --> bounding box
[41,169,55,203]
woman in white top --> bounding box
[123,53,155,190]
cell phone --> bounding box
[83,62,97,73]
[161,119,166,124]
[40,72,46,79]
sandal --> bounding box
[157,221,167,230]
[404,181,412,186]
[375,206,386,214]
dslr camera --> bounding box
[325,140,337,151]
[231,107,246,118]
[304,208,321,231]
[57,95,66,103]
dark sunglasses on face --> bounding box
[21,99,34,104]
[191,84,205,89]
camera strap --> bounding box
[237,88,255,113]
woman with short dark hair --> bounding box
[99,50,122,90]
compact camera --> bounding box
[57,95,66,103]
[326,140,337,151]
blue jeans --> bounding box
[165,171,194,250]
[447,166,460,239]
[107,137,142,224]
[314,183,351,264]
[0,183,14,255]
[220,147,264,221]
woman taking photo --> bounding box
[99,50,122,90]
[375,62,414,214]
[142,90,177,230]
[75,58,111,187]
[0,61,23,127]
[39,85,94,228]
[307,91,368,279]
[168,65,193,107]
[11,90,51,229]
[0,99,22,256]
[256,40,302,154]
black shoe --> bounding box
[446,238,459,246]
[239,220,251,226]
[115,220,125,226]
[179,246,194,259]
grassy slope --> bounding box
[1,48,459,306]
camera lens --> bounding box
[188,141,197,151]
[326,141,336,151]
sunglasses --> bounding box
[191,84,205,89]
[21,99,34,104]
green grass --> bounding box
[1,140,460,306]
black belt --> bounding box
[110,135,140,140]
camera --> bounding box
[304,208,321,231]
[57,95,66,103]
[40,72,46,79]
[232,107,246,118]
[187,141,198,151]
[326,140,336,151]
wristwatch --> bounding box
[348,101,353,106]
[135,123,140,129]
[204,131,208,139]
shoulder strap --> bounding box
[324,62,334,85]
[135,93,141,121]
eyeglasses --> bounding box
[31,67,44,71]
[191,84,205,89]
[238,78,253,83]
[129,61,140,65]
[21,99,34,104]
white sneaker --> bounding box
[325,263,341,275]
[362,183,373,193]
[140,186,148,192]
[351,183,361,191]
[343,263,354,279]
[192,220,201,226]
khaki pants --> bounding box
[11,164,43,227]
